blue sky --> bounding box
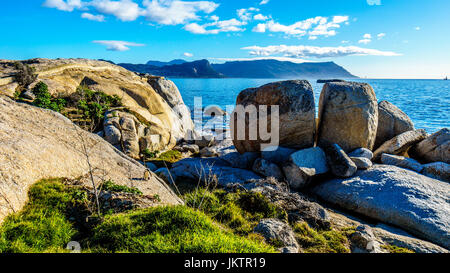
[1,0,449,78]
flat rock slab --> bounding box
[312,165,450,249]
[373,129,428,161]
[171,158,262,186]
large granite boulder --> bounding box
[171,158,262,187]
[317,82,378,152]
[312,165,450,249]
[373,129,428,161]
[410,128,450,164]
[231,80,315,154]
[282,147,329,190]
[375,101,415,149]
[0,59,193,151]
[0,96,182,224]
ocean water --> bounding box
[171,78,450,134]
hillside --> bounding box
[119,59,356,79]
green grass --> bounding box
[293,222,351,253]
[0,179,83,253]
[382,244,414,253]
[101,180,143,195]
[89,206,276,253]
[0,179,275,253]
[184,189,287,235]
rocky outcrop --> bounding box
[254,219,300,253]
[381,154,423,173]
[312,165,450,249]
[375,101,415,149]
[252,158,284,181]
[410,128,450,164]
[231,80,315,153]
[0,58,193,153]
[324,144,357,178]
[261,146,297,165]
[0,96,182,224]
[282,147,329,190]
[422,162,450,182]
[317,82,378,152]
[348,148,373,160]
[350,157,373,170]
[373,129,428,161]
[171,158,261,186]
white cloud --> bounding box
[93,40,145,51]
[90,0,143,22]
[241,45,401,58]
[259,0,270,5]
[209,15,219,21]
[211,56,311,63]
[237,7,259,22]
[44,0,219,25]
[252,16,349,38]
[183,52,193,57]
[363,33,372,39]
[81,12,105,22]
[415,26,421,31]
[377,33,386,39]
[308,36,317,40]
[253,23,266,33]
[143,0,219,25]
[253,14,268,21]
[43,0,83,12]
[184,18,246,34]
[359,39,371,44]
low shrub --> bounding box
[100,180,143,195]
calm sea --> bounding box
[171,78,450,134]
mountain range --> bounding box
[118,59,357,79]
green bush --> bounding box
[31,82,66,112]
[89,206,276,253]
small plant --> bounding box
[142,149,159,159]
[31,82,66,112]
[156,150,183,163]
[293,222,350,253]
[382,244,414,253]
[100,180,143,195]
[14,62,37,88]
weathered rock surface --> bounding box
[261,146,297,165]
[254,219,300,253]
[381,153,423,173]
[282,147,329,190]
[373,129,428,161]
[221,152,259,170]
[0,58,193,151]
[155,168,174,184]
[375,101,415,149]
[252,159,284,181]
[350,157,373,170]
[324,144,357,178]
[317,82,378,152]
[171,158,261,186]
[350,225,384,253]
[231,80,315,153]
[348,148,373,160]
[0,96,182,224]
[249,181,331,230]
[422,162,450,182]
[312,165,450,249]
[410,128,450,164]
